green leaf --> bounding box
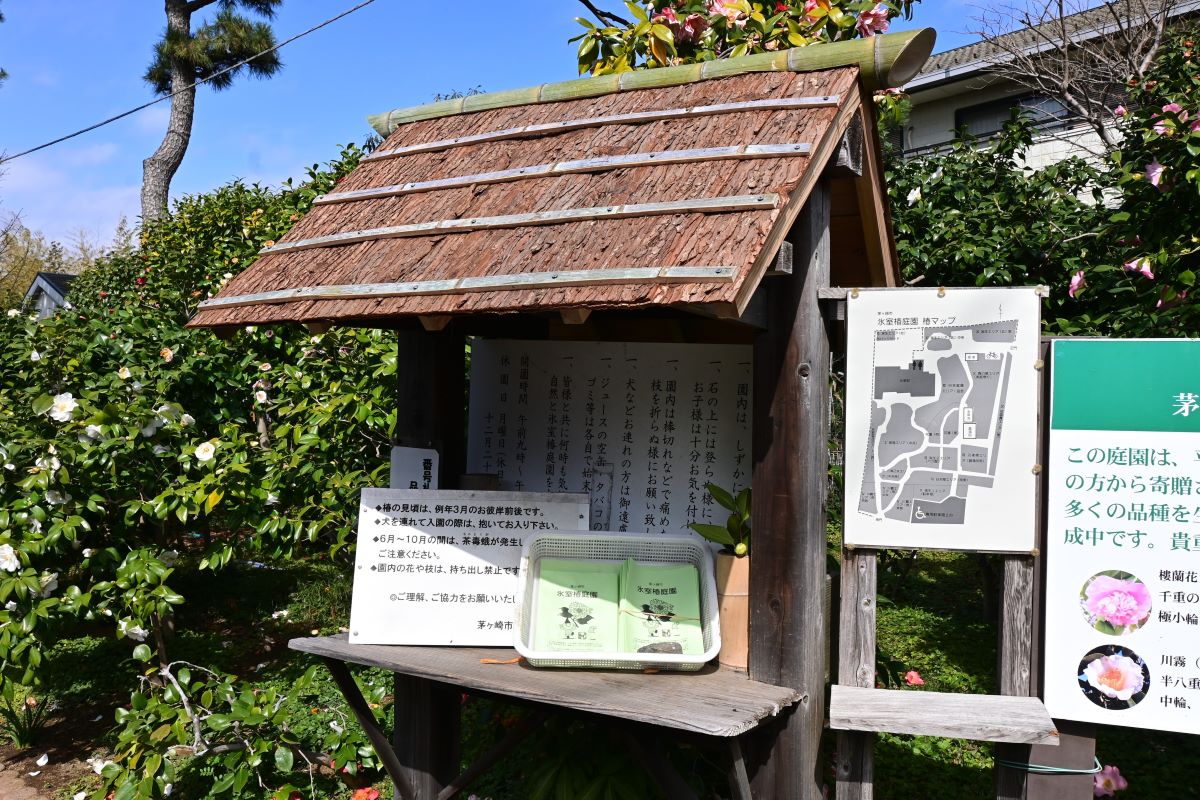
[688,523,734,546]
[706,483,736,511]
[132,644,153,662]
[274,745,294,773]
[31,394,53,415]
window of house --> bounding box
[954,93,1070,138]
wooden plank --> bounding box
[828,686,1060,745]
[835,550,877,800]
[262,194,779,255]
[321,658,416,800]
[200,266,740,311]
[365,97,840,157]
[748,180,831,800]
[995,555,1037,799]
[320,144,811,206]
[288,635,801,738]
[851,100,899,288]
[726,739,752,800]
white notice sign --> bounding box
[467,339,752,535]
[349,489,589,645]
[843,287,1041,552]
[390,446,439,490]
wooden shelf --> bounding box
[829,685,1060,745]
[290,634,800,738]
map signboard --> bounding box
[467,339,752,536]
[348,489,589,646]
[844,287,1041,552]
[1045,340,1200,735]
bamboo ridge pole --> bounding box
[368,29,936,135]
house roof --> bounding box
[189,30,934,331]
[909,0,1200,90]
[23,272,76,304]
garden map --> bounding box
[844,287,1041,552]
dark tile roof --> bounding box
[34,272,77,297]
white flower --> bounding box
[75,792,87,800]
[152,444,168,455]
[48,392,77,422]
[906,187,922,205]
[163,784,173,797]
[29,519,41,534]
[225,273,234,281]
[254,390,268,404]
[930,166,944,183]
[117,366,131,380]
[0,544,19,572]
[156,404,177,422]
[271,609,288,619]
[82,548,94,558]
[259,362,271,372]
[29,350,40,362]
[87,756,112,775]
[180,413,195,427]
[35,455,61,472]
[140,419,162,438]
[4,601,15,611]
[117,619,148,641]
[329,721,344,734]
[40,573,57,597]
[44,490,70,505]
[35,753,48,767]
[86,424,103,439]
[266,492,279,506]
[27,770,40,777]
[6,309,17,317]
[194,441,217,462]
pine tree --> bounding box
[141,0,283,223]
[0,2,8,88]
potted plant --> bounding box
[689,484,751,672]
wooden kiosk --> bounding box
[190,31,940,800]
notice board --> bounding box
[467,339,752,535]
[1045,339,1200,734]
[843,287,1042,552]
[349,489,589,646]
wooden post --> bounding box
[749,181,832,799]
[390,326,465,800]
[995,556,1037,799]
[835,549,877,799]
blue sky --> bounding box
[0,0,977,246]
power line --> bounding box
[0,0,378,166]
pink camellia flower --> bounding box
[708,0,746,26]
[1191,117,1200,132]
[1113,105,1126,117]
[1162,102,1185,117]
[1145,159,1165,189]
[1082,653,1145,700]
[1122,257,1154,280]
[1084,575,1152,627]
[855,3,889,37]
[1069,270,1086,298]
[1093,764,1128,796]
[904,670,924,686]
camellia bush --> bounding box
[0,145,399,799]
[572,0,917,74]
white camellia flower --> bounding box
[29,519,41,534]
[4,601,16,611]
[140,419,162,438]
[40,573,58,597]
[29,350,40,362]
[117,366,131,380]
[266,492,279,506]
[44,490,70,505]
[152,444,168,455]
[254,390,268,404]
[259,362,271,372]
[6,309,18,317]
[35,753,48,767]
[117,619,148,641]
[85,424,103,439]
[82,549,94,558]
[0,544,19,573]
[48,392,78,422]
[194,441,217,462]
[75,792,87,800]
[180,413,195,427]
[906,186,922,205]
[87,756,112,775]
[35,455,61,472]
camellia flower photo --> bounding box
[1079,571,1152,635]
[1077,645,1150,710]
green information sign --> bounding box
[1052,339,1200,432]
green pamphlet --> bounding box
[618,560,704,656]
[533,559,620,653]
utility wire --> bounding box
[0,0,378,166]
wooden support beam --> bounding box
[825,116,864,178]
[320,144,810,206]
[851,99,899,287]
[766,241,793,276]
[261,195,778,255]
[419,315,452,332]
[835,550,877,800]
[748,180,832,800]
[365,97,839,159]
[559,308,592,325]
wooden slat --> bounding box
[829,686,1060,745]
[364,97,839,161]
[200,266,740,311]
[318,144,811,206]
[262,194,778,255]
[288,635,801,738]
[835,550,877,800]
